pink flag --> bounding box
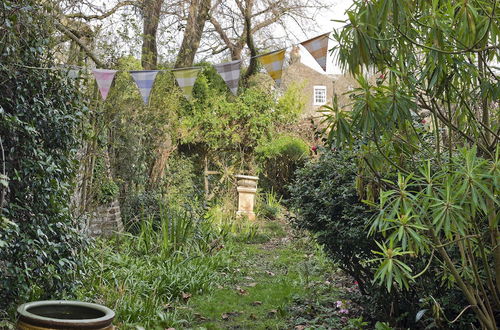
[92,69,118,101]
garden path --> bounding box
[174,219,362,329]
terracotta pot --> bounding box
[17,300,114,330]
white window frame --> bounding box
[313,85,327,105]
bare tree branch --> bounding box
[53,20,104,67]
[65,1,138,21]
[209,16,235,49]
[205,0,326,62]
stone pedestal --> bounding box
[236,175,258,221]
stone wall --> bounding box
[282,63,359,118]
[72,145,125,237]
[87,199,124,237]
[282,62,332,117]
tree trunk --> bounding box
[148,134,176,188]
[142,0,164,70]
[242,0,258,83]
[175,0,211,67]
[231,46,242,60]
[231,40,247,60]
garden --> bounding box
[1,0,499,329]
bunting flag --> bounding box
[172,67,202,100]
[300,33,330,71]
[83,34,331,102]
[214,59,242,95]
[130,70,159,105]
[256,49,286,85]
[92,69,118,101]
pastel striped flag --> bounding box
[130,70,160,105]
[300,33,330,72]
[256,49,286,85]
[214,59,242,95]
[172,67,202,100]
[92,69,118,101]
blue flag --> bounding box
[130,70,159,105]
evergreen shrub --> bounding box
[288,148,376,288]
[288,148,473,328]
[0,0,86,314]
[256,134,308,197]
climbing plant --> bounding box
[183,68,304,171]
[0,0,86,314]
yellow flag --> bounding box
[172,67,202,100]
[256,49,286,85]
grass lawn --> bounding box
[172,220,361,329]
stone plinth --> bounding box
[236,175,258,221]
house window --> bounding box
[313,86,327,105]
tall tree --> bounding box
[43,0,140,67]
[241,0,258,81]
[175,0,212,67]
[205,0,326,60]
[142,0,164,69]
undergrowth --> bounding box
[75,208,234,329]
[75,200,369,329]
[75,203,287,328]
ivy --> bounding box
[0,0,86,314]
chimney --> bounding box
[289,45,301,65]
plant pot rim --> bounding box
[235,174,259,180]
[17,300,115,328]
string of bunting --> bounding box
[88,32,331,104]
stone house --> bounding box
[281,46,358,119]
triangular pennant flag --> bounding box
[214,59,242,95]
[130,70,160,105]
[256,49,286,85]
[300,33,330,72]
[92,69,118,101]
[172,67,202,100]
